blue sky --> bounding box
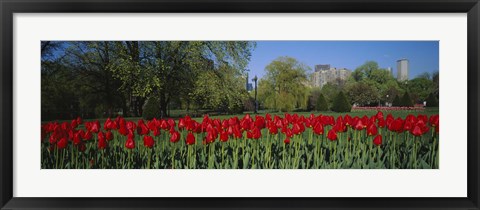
[247,41,439,80]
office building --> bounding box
[311,66,351,89]
[315,64,331,72]
[397,59,409,81]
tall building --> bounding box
[315,64,331,72]
[311,66,351,89]
[245,72,253,91]
[397,59,409,81]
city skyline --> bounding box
[247,41,439,80]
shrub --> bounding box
[142,96,161,120]
[401,92,414,107]
[331,91,351,112]
[392,95,401,107]
[426,93,439,107]
[316,93,329,111]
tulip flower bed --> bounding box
[41,112,439,169]
[352,106,426,111]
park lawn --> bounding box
[44,108,439,125]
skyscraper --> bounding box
[397,59,409,81]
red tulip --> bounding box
[57,137,68,149]
[220,131,228,142]
[284,137,291,144]
[73,132,82,145]
[253,127,262,139]
[98,132,107,149]
[170,131,180,143]
[105,131,113,141]
[90,120,100,133]
[327,129,337,141]
[71,119,78,129]
[313,123,324,135]
[125,136,135,149]
[186,133,196,145]
[268,125,278,135]
[143,135,154,148]
[178,118,186,130]
[411,125,423,136]
[233,126,242,138]
[373,135,382,146]
[167,118,175,128]
[367,124,378,136]
[119,124,128,136]
[83,130,92,141]
[137,122,149,136]
[354,120,365,130]
[160,120,169,130]
[76,117,82,125]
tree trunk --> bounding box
[159,91,167,118]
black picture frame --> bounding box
[1,0,479,209]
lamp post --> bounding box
[252,75,258,114]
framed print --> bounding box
[1,0,479,209]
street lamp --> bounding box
[252,75,258,114]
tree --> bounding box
[63,41,125,118]
[307,87,322,111]
[426,92,439,107]
[191,64,248,114]
[432,71,439,99]
[142,96,162,120]
[112,41,255,117]
[401,92,414,107]
[346,82,379,106]
[258,56,310,112]
[353,61,380,80]
[320,82,342,106]
[392,95,401,107]
[109,41,146,117]
[316,93,329,111]
[331,91,351,112]
[345,61,396,106]
[407,77,433,103]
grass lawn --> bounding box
[43,108,439,125]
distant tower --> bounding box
[245,72,249,90]
[396,59,409,81]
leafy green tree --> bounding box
[401,92,414,107]
[392,95,401,107]
[320,82,342,106]
[426,92,439,107]
[142,96,162,120]
[353,61,379,80]
[407,77,433,103]
[345,61,396,106]
[316,93,329,111]
[112,41,255,117]
[258,56,310,112]
[306,87,322,111]
[432,71,439,99]
[191,64,248,114]
[331,91,351,112]
[109,41,146,117]
[346,82,379,106]
[63,41,126,118]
